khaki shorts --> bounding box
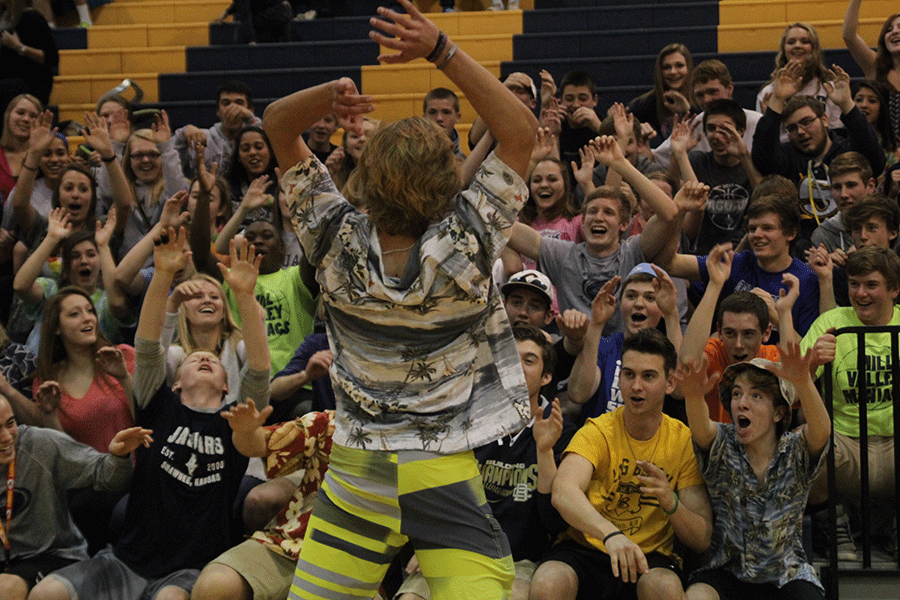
[394,559,536,599]
[811,431,895,509]
[212,539,296,600]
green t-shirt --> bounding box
[801,306,900,437]
[225,266,316,376]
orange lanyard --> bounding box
[0,460,14,570]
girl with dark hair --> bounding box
[517,157,583,281]
[843,0,900,146]
[31,285,135,556]
[628,43,695,145]
[13,207,132,352]
[225,124,278,226]
[853,79,898,162]
[11,110,130,253]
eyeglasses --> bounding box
[785,116,820,135]
[130,151,161,161]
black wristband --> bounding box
[21,163,38,171]
[603,531,625,544]
[426,31,447,62]
[101,154,116,163]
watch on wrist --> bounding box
[18,45,27,56]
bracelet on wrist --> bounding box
[21,163,39,171]
[662,492,680,515]
[18,45,27,56]
[603,530,625,544]
[425,31,447,62]
[435,43,458,71]
[101,154,116,163]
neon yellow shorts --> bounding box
[288,444,514,600]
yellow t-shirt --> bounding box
[564,407,704,562]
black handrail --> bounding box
[821,325,900,600]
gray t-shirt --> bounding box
[688,150,751,255]
[538,235,645,335]
[11,425,132,561]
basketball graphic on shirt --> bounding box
[706,183,750,231]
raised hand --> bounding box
[332,78,375,135]
[591,135,627,168]
[82,111,115,159]
[673,180,709,214]
[168,278,206,311]
[675,355,720,400]
[153,226,192,275]
[27,110,57,157]
[539,69,556,109]
[571,143,596,191]
[706,243,734,286]
[160,191,189,230]
[718,120,749,158]
[539,96,562,136]
[610,102,633,141]
[556,309,589,344]
[96,346,130,380]
[662,90,690,114]
[46,207,73,241]
[772,59,804,103]
[241,175,273,212]
[750,287,778,327]
[669,117,694,156]
[591,276,620,326]
[35,381,62,414]
[152,109,172,144]
[370,0,441,64]
[651,264,678,316]
[95,208,118,248]
[764,340,814,389]
[217,236,262,296]
[532,127,557,162]
[775,272,800,313]
[533,398,563,452]
[824,64,853,113]
[222,398,273,435]
[109,426,154,457]
[194,142,218,193]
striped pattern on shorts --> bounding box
[289,444,514,600]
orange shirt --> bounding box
[703,338,780,423]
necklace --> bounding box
[382,242,417,256]
[622,414,662,463]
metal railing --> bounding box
[821,325,900,600]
